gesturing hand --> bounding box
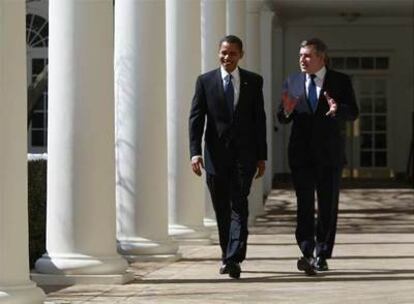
[324,91,337,117]
[282,91,298,115]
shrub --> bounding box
[28,154,47,269]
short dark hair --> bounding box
[300,38,327,57]
[219,35,243,52]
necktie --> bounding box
[308,74,318,112]
[224,74,234,115]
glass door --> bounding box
[331,55,391,178]
[344,75,391,178]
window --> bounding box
[27,14,48,152]
[331,56,389,70]
[357,78,388,167]
[26,14,48,48]
[332,55,390,170]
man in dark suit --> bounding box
[277,38,359,275]
[189,35,267,279]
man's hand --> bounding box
[324,91,337,117]
[191,156,204,176]
[255,160,266,179]
[282,91,298,115]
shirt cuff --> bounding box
[191,155,202,162]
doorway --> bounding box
[331,55,391,178]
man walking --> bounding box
[278,38,359,275]
[189,35,267,279]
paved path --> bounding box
[44,188,414,304]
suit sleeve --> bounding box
[255,76,267,161]
[189,76,207,158]
[336,74,359,121]
[277,79,294,124]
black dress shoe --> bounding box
[219,263,228,274]
[227,262,241,279]
[297,257,317,276]
[314,257,329,271]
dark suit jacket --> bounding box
[277,69,359,168]
[189,68,267,175]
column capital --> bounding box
[246,0,264,13]
[261,0,276,12]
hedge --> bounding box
[28,155,47,269]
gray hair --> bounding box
[300,38,327,55]
[300,38,329,65]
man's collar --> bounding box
[220,66,240,80]
[307,66,326,80]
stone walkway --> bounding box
[43,188,414,304]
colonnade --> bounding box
[0,0,273,300]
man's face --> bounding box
[219,41,243,73]
[299,45,325,74]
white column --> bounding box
[226,0,246,67]
[246,0,266,224]
[260,7,274,195]
[114,0,180,261]
[33,0,132,285]
[246,1,262,72]
[273,15,286,176]
[226,0,246,41]
[166,0,211,244]
[202,0,226,72]
[0,1,45,302]
[201,0,226,228]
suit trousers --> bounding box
[206,160,256,264]
[291,164,342,259]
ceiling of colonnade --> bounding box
[270,0,414,19]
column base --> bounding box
[254,202,267,216]
[34,253,130,277]
[251,205,266,219]
[169,224,212,245]
[249,179,266,222]
[123,253,182,263]
[31,272,134,285]
[118,237,181,262]
[203,217,217,229]
[0,282,45,304]
[248,215,258,226]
